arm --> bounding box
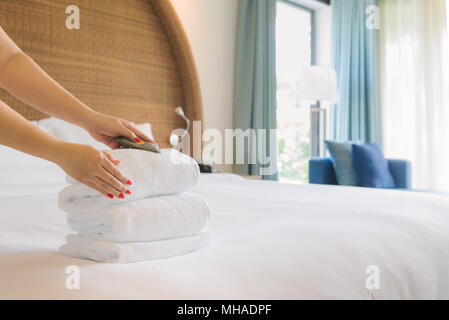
[388,159,412,189]
[0,26,153,148]
[309,158,339,185]
[0,26,92,129]
[0,99,131,199]
[0,26,153,198]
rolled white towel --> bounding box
[59,230,213,263]
[58,149,200,214]
[66,193,211,243]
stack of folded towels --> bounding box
[58,149,212,263]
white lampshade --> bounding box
[296,66,340,103]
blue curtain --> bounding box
[233,0,278,180]
[331,0,382,144]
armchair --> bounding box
[309,158,412,189]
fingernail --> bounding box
[107,194,114,199]
[125,190,131,195]
[134,138,142,143]
[127,180,132,185]
[119,194,125,199]
[116,160,120,165]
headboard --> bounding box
[0,0,203,149]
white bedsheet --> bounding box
[1,173,449,299]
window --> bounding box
[276,1,313,183]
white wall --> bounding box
[171,0,238,172]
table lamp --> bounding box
[296,66,340,157]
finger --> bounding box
[119,124,139,143]
[101,155,132,186]
[103,151,120,166]
[85,181,115,199]
[93,176,124,198]
[122,122,155,144]
[98,167,128,195]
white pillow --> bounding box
[34,117,155,149]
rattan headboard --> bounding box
[0,0,203,149]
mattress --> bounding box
[1,173,449,299]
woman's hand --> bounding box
[85,112,154,149]
[55,142,132,199]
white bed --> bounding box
[2,0,449,300]
[2,161,449,300]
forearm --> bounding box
[0,51,98,129]
[0,99,67,164]
[0,100,130,198]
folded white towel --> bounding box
[59,230,213,263]
[58,149,200,214]
[66,193,211,243]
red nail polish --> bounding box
[134,138,142,143]
[119,194,125,199]
[116,160,120,165]
[127,180,132,185]
[107,194,114,199]
[126,190,131,195]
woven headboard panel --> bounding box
[0,0,202,149]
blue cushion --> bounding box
[352,143,397,189]
[324,140,360,186]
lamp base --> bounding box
[310,101,327,158]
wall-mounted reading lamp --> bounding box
[170,106,190,147]
[170,106,213,173]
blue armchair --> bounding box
[309,158,412,189]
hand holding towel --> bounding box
[57,148,212,263]
[59,149,200,214]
